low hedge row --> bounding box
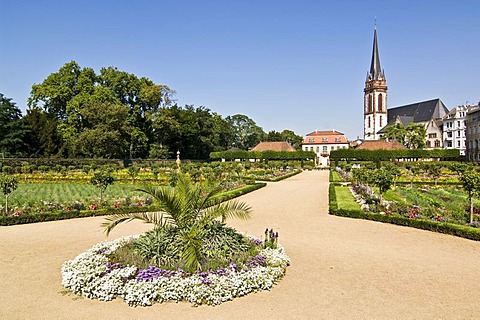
[210,150,315,161]
[0,183,267,226]
[328,183,480,241]
[255,170,301,182]
[330,148,460,161]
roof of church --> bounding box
[387,98,449,124]
[368,28,384,81]
[356,140,406,150]
[251,141,296,152]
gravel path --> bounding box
[1,170,479,319]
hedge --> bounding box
[0,183,267,226]
[254,170,301,182]
[210,150,316,161]
[328,183,480,241]
[330,148,460,161]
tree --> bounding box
[22,108,61,156]
[0,174,18,214]
[373,167,394,197]
[426,163,442,186]
[102,174,251,272]
[226,114,265,150]
[0,93,30,156]
[382,122,426,149]
[460,170,480,224]
[266,129,303,150]
[90,171,114,203]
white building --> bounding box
[443,105,468,156]
[466,106,480,162]
[302,130,349,167]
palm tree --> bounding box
[102,174,252,272]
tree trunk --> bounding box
[470,196,474,224]
[5,195,8,215]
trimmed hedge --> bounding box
[0,183,267,226]
[255,170,301,182]
[330,148,460,161]
[210,150,315,161]
[328,183,480,241]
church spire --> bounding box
[368,27,384,81]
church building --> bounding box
[363,27,449,147]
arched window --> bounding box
[368,116,371,128]
[378,93,383,112]
[369,95,373,113]
[379,116,383,127]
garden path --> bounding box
[1,170,480,319]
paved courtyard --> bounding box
[1,170,479,319]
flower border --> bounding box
[61,235,290,306]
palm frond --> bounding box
[199,200,252,225]
[102,212,173,236]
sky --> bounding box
[1,0,479,140]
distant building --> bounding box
[301,130,349,166]
[443,105,469,156]
[356,139,406,150]
[466,106,480,162]
[362,27,450,148]
[251,141,296,152]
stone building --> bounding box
[466,106,480,162]
[443,105,469,156]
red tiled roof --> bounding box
[356,140,406,150]
[251,141,296,151]
[302,130,348,145]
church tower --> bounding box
[364,27,388,140]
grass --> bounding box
[9,183,146,207]
[334,186,361,211]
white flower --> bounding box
[61,235,290,306]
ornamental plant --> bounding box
[0,174,18,214]
[102,174,252,273]
[460,169,480,224]
[91,170,115,203]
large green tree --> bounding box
[266,129,303,150]
[0,93,30,156]
[383,122,426,149]
[226,114,265,150]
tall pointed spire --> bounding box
[369,27,384,81]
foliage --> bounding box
[91,171,115,203]
[210,150,315,161]
[102,175,252,272]
[265,129,304,150]
[372,166,394,195]
[382,122,426,149]
[61,235,290,306]
[330,148,459,161]
[0,174,18,214]
[460,169,480,223]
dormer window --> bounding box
[335,138,341,142]
[322,138,328,142]
[308,138,315,143]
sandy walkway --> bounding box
[1,170,480,319]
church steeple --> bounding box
[364,26,388,141]
[367,27,385,81]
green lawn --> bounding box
[9,183,146,207]
[334,186,361,211]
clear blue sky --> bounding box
[1,0,479,140]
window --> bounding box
[322,146,327,153]
[316,147,319,153]
[368,95,373,113]
[434,140,440,148]
[379,116,383,127]
[308,138,315,143]
[428,133,437,139]
[458,121,461,127]
[457,141,460,147]
[446,141,452,148]
[335,138,341,142]
[322,138,328,142]
[426,141,431,148]
[378,93,383,112]
[368,117,371,128]
[457,131,461,137]
[447,132,452,138]
[331,146,335,150]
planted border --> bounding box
[0,183,267,226]
[328,183,480,241]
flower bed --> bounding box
[61,235,290,306]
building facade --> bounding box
[364,28,388,141]
[466,106,480,162]
[443,105,468,156]
[302,130,349,166]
